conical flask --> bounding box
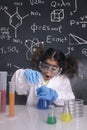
[47,105,57,124]
[61,100,72,122]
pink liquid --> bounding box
[0,90,6,112]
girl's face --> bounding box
[39,58,60,80]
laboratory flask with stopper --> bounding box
[61,100,72,122]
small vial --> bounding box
[9,81,15,117]
[61,100,72,122]
[47,105,57,124]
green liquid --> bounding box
[47,116,57,124]
[61,113,72,122]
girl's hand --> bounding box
[24,69,41,84]
[36,86,58,101]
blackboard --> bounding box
[0,0,87,104]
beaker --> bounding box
[47,105,57,124]
[61,100,72,122]
[9,81,15,117]
[0,71,7,112]
[69,99,84,118]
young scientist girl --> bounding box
[11,46,78,107]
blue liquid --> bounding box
[37,99,50,110]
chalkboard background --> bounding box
[0,0,87,104]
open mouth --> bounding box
[45,74,51,80]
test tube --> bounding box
[9,81,15,117]
[0,71,7,112]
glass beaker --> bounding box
[0,71,7,112]
[47,105,57,124]
[9,81,15,117]
[69,99,84,118]
[61,100,72,122]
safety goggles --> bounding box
[39,62,60,74]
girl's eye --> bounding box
[43,64,49,69]
[52,67,57,71]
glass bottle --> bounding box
[61,100,72,122]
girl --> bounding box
[11,46,78,106]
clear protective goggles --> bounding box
[39,62,61,74]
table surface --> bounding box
[0,105,87,130]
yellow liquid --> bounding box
[61,113,72,122]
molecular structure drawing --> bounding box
[3,6,29,38]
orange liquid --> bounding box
[9,93,15,117]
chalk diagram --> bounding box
[50,0,77,23]
[69,33,87,45]
[3,6,29,39]
[51,9,64,22]
[69,33,87,57]
[50,0,77,21]
[24,38,44,61]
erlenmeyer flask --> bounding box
[61,100,72,122]
[47,105,57,124]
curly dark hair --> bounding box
[32,45,78,78]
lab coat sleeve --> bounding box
[11,69,31,95]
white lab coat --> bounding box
[11,69,75,106]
